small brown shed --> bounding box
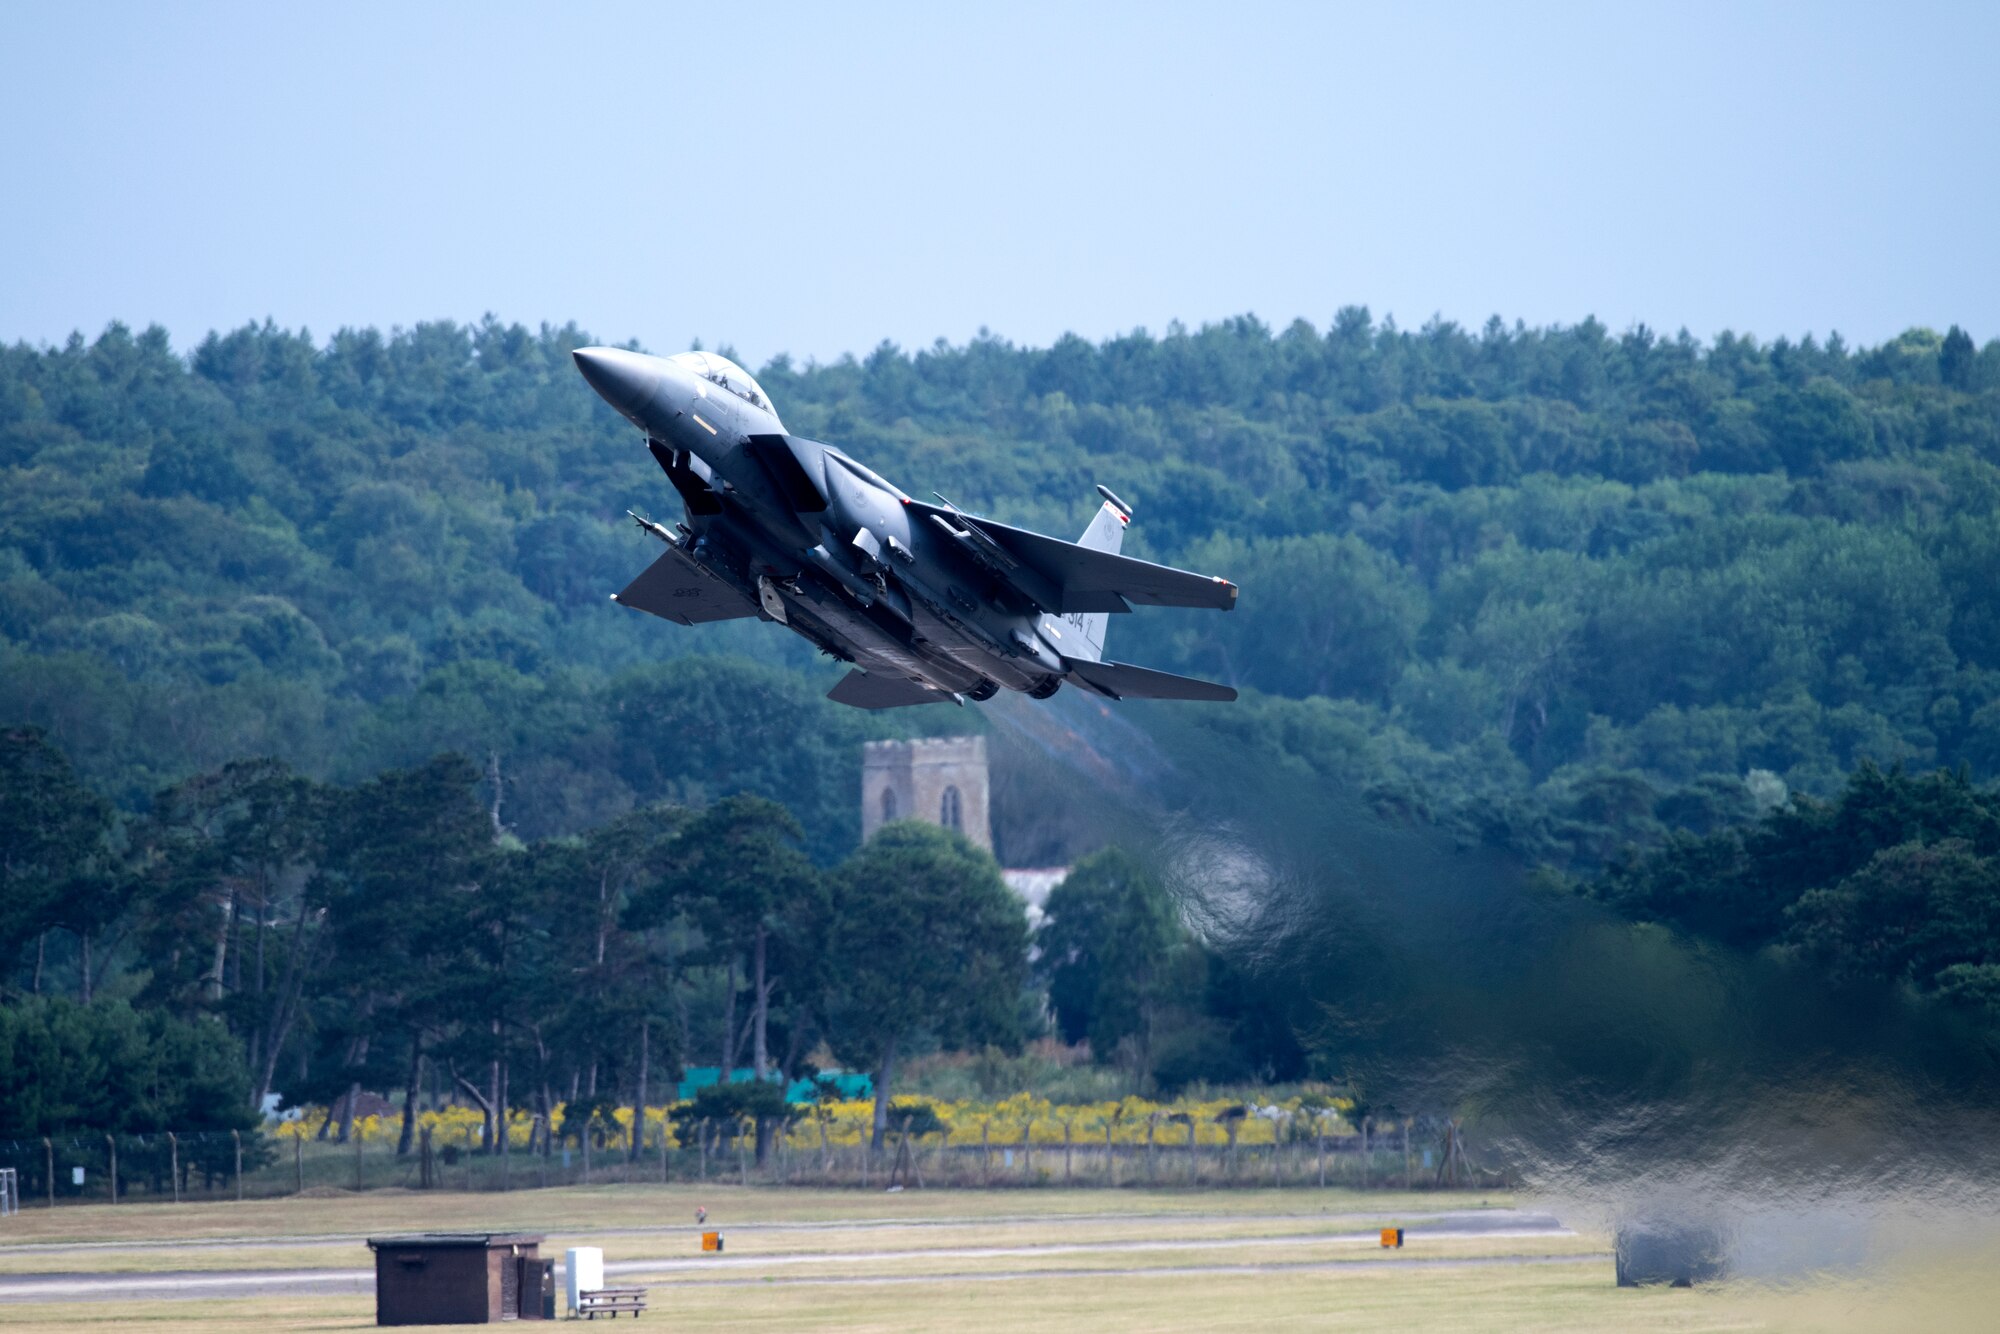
[366,1232,547,1325]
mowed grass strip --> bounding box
[0,1244,358,1276]
[0,1266,1774,1333]
[617,1231,1608,1284]
[584,1214,1570,1266]
[0,1183,1514,1249]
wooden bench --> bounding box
[578,1286,649,1319]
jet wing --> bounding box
[903,500,1237,613]
[827,669,954,710]
[1061,655,1238,703]
[611,545,760,625]
[745,434,830,512]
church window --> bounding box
[941,785,962,830]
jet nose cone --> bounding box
[572,346,664,417]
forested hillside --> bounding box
[5,313,1998,870]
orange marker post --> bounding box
[1380,1227,1404,1248]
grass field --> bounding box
[0,1183,1515,1247]
[0,1185,1992,1331]
[0,1271,1749,1334]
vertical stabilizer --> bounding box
[1070,498,1128,661]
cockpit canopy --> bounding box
[668,351,779,423]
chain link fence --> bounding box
[0,1110,1502,1206]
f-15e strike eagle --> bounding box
[574,346,1239,710]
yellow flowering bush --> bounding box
[281,1092,1356,1150]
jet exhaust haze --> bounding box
[987,690,2000,1284]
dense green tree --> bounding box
[320,754,491,1142]
[1594,764,2000,995]
[826,822,1028,1148]
[126,759,327,1101]
[0,726,118,999]
[669,1079,799,1164]
[1787,838,2000,994]
[561,802,692,1157]
[1039,846,1188,1072]
[1940,325,1977,391]
[633,795,820,1079]
[0,997,258,1137]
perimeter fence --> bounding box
[0,1103,1504,1207]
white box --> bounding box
[565,1246,604,1313]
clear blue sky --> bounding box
[4,1,1995,365]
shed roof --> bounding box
[366,1233,544,1249]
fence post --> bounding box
[233,1130,243,1202]
[1402,1117,1412,1191]
[420,1126,432,1190]
[1186,1121,1197,1186]
[1360,1117,1370,1189]
[1062,1120,1073,1185]
[168,1133,180,1203]
[294,1133,303,1194]
[698,1120,708,1182]
[106,1134,117,1204]
[1316,1119,1326,1188]
[354,1124,364,1192]
[43,1138,53,1209]
[737,1118,749,1188]
[1146,1114,1158,1183]
[582,1127,591,1185]
[1104,1121,1116,1188]
[660,1118,670,1185]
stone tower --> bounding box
[861,736,992,851]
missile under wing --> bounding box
[575,345,1239,709]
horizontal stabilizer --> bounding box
[903,500,1236,614]
[612,545,760,625]
[827,669,954,710]
[1062,655,1238,703]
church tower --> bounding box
[860,736,992,851]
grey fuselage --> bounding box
[578,346,1076,700]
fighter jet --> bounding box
[574,346,1239,710]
